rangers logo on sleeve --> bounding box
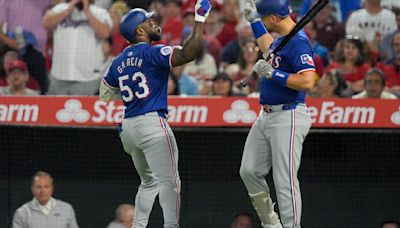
[160,46,173,56]
[300,54,314,66]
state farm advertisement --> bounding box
[0,96,399,128]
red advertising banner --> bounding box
[0,96,399,128]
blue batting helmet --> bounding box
[119,8,155,42]
[255,0,291,18]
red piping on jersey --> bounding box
[289,109,298,225]
[159,117,180,224]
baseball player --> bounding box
[239,0,315,228]
[98,1,212,227]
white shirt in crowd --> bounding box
[50,3,112,82]
[346,8,397,42]
[381,0,400,10]
[352,90,398,99]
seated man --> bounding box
[12,171,79,228]
[0,59,39,95]
[352,68,398,99]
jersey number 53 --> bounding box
[118,72,150,102]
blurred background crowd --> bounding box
[0,0,400,100]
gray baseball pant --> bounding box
[240,104,311,228]
[120,112,180,228]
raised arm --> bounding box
[242,0,274,53]
[82,0,111,39]
[42,0,79,30]
[170,0,212,67]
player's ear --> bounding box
[136,27,146,38]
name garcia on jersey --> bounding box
[117,56,143,74]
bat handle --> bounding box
[240,71,257,87]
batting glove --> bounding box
[253,59,291,86]
[243,2,258,23]
[195,0,212,23]
[253,59,274,79]
[243,1,268,38]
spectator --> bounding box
[170,65,199,96]
[381,0,400,10]
[161,0,184,45]
[99,37,115,79]
[168,73,180,95]
[376,32,400,96]
[314,3,346,51]
[204,8,224,43]
[300,0,361,22]
[380,220,400,228]
[0,50,40,91]
[0,0,51,55]
[106,204,135,228]
[224,38,261,94]
[304,20,330,67]
[201,8,223,64]
[43,0,112,95]
[0,60,39,96]
[346,0,397,62]
[327,36,371,94]
[182,8,195,27]
[380,7,400,63]
[181,26,217,95]
[211,72,244,96]
[12,171,79,228]
[108,1,130,55]
[310,70,348,98]
[0,0,51,94]
[219,19,253,70]
[352,68,398,99]
[1,28,48,94]
[231,212,253,228]
[217,0,240,46]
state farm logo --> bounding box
[223,100,257,123]
[308,101,376,124]
[56,99,90,123]
[391,106,400,125]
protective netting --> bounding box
[1,126,399,228]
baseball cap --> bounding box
[7,60,28,73]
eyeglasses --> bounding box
[243,46,260,53]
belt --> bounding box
[144,110,167,118]
[262,103,301,113]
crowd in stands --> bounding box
[0,0,399,99]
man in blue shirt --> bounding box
[99,0,211,227]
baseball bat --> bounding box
[240,0,330,87]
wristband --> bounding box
[195,14,206,23]
[271,70,290,86]
[251,19,268,39]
